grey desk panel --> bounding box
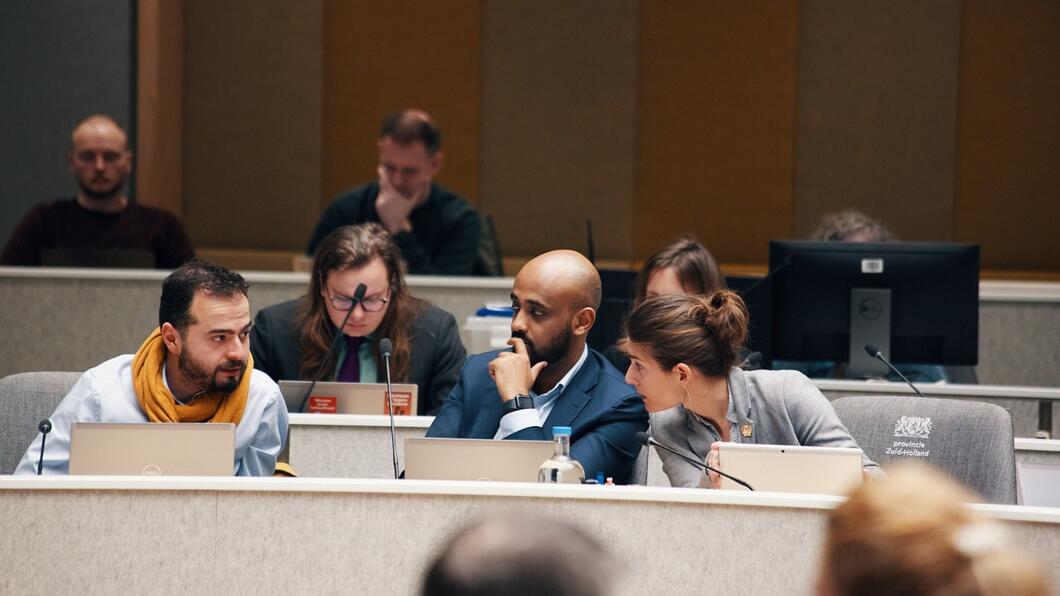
[288,416,430,478]
[2,477,1057,595]
[0,269,1054,385]
[816,380,1060,439]
[0,269,511,379]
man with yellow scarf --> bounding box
[15,260,288,475]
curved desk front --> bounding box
[2,477,1058,596]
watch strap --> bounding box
[502,394,534,414]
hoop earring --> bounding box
[681,385,693,410]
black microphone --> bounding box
[379,338,399,479]
[864,344,925,398]
[636,432,755,491]
[297,282,368,413]
[36,419,52,475]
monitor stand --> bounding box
[847,288,890,378]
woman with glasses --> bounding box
[251,223,465,415]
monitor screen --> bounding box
[587,269,638,354]
[768,241,979,373]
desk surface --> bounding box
[815,378,1060,399]
[3,476,1059,522]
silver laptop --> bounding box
[69,422,235,476]
[718,443,864,495]
[404,437,554,482]
[279,380,419,415]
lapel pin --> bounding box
[740,424,753,438]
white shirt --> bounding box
[495,345,589,439]
[14,354,289,476]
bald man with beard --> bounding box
[1,114,194,268]
[426,250,648,483]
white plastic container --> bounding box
[464,315,513,354]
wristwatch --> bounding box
[502,394,534,415]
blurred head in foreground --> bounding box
[818,463,1051,596]
[422,511,617,596]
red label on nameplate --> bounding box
[307,396,337,414]
[385,391,413,416]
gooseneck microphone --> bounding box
[636,432,755,491]
[36,419,52,475]
[297,283,368,413]
[864,344,925,398]
[379,338,399,479]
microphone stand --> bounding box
[864,344,925,398]
[638,432,755,491]
[380,338,399,479]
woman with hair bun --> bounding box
[621,290,879,488]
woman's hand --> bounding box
[705,441,723,489]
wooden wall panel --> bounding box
[183,1,323,252]
[956,0,1060,271]
[322,1,481,210]
[793,0,962,242]
[635,2,798,264]
[136,0,184,218]
[478,0,638,262]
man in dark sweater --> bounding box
[306,109,480,275]
[1,114,194,269]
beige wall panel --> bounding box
[322,1,481,209]
[635,2,798,264]
[183,1,323,251]
[793,0,962,241]
[479,0,638,262]
[956,1,1060,271]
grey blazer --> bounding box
[650,367,880,488]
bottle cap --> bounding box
[551,426,572,436]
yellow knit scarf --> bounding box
[132,328,250,424]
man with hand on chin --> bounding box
[306,109,480,275]
[427,250,647,483]
[15,260,288,476]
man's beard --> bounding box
[513,326,573,367]
[77,177,124,200]
[178,349,246,394]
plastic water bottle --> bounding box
[538,426,585,484]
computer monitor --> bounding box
[586,268,638,353]
[724,274,772,362]
[768,240,979,377]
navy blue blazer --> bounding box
[426,348,648,483]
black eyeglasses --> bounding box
[326,289,390,312]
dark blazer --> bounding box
[426,348,648,483]
[250,299,465,415]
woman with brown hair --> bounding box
[635,236,725,300]
[621,290,878,488]
[605,237,726,373]
[818,463,1051,596]
[251,223,465,415]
